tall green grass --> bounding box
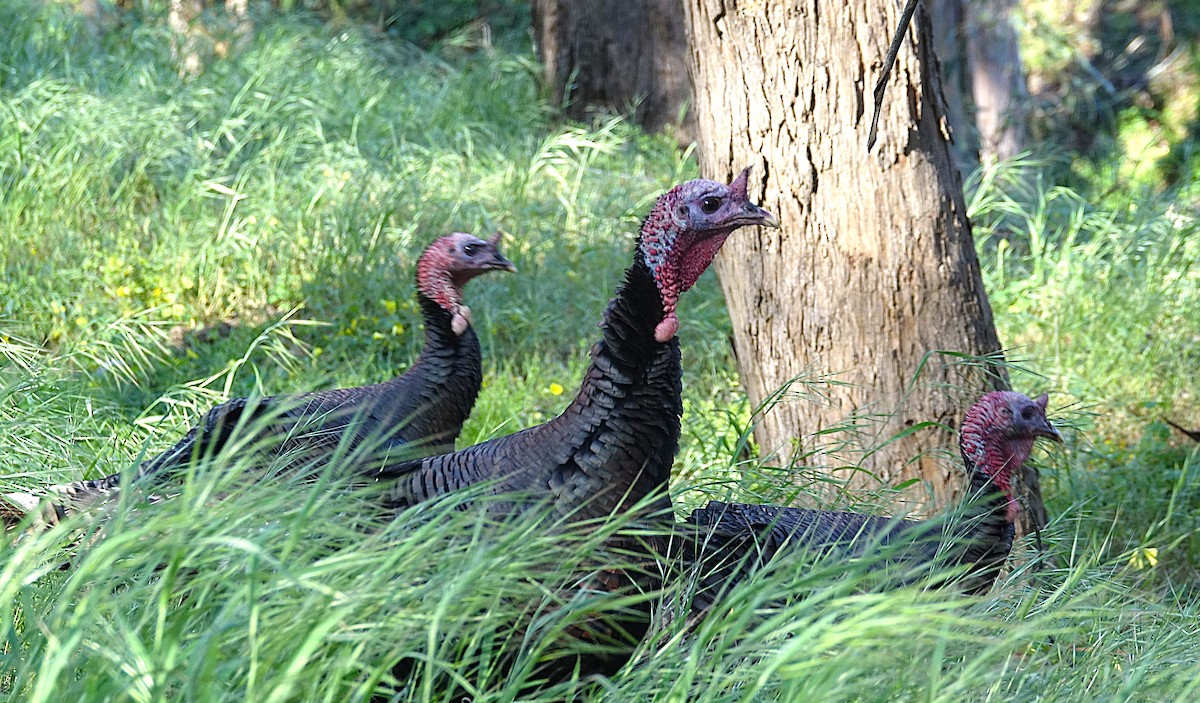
[1,3,1199,701]
[969,161,1200,581]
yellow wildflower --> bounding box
[1128,546,1159,570]
[548,383,564,396]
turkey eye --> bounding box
[1021,406,1036,420]
[700,196,722,214]
[463,243,480,257]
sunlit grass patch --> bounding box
[1,1,1199,700]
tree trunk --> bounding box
[966,0,1029,165]
[927,0,980,174]
[927,0,1030,170]
[684,0,1043,532]
[530,0,694,140]
[168,0,205,77]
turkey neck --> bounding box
[551,252,682,515]
[395,293,483,442]
[412,292,479,372]
[592,254,674,376]
[949,425,1026,585]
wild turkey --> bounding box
[377,169,777,689]
[675,391,1063,619]
[2,232,515,526]
[376,168,778,521]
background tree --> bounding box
[965,0,1030,165]
[928,0,977,173]
[166,0,252,77]
[929,0,1031,170]
[530,0,694,139]
[684,0,1046,532]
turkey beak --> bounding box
[1036,420,1064,443]
[730,202,780,230]
[483,230,516,272]
[726,166,778,229]
[756,205,781,229]
[491,252,517,273]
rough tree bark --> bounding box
[530,0,694,140]
[684,0,1046,533]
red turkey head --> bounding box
[960,391,1062,521]
[640,167,779,342]
[965,391,1062,445]
[416,231,516,335]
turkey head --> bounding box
[416,231,516,336]
[639,167,779,342]
[960,390,1062,522]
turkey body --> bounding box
[379,256,680,522]
[2,232,513,525]
[376,169,779,690]
[674,391,1062,620]
[377,168,778,523]
[142,294,485,477]
[377,259,683,691]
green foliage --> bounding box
[1018,0,1200,199]
[1,1,1199,700]
[969,157,1200,593]
[970,161,1200,421]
